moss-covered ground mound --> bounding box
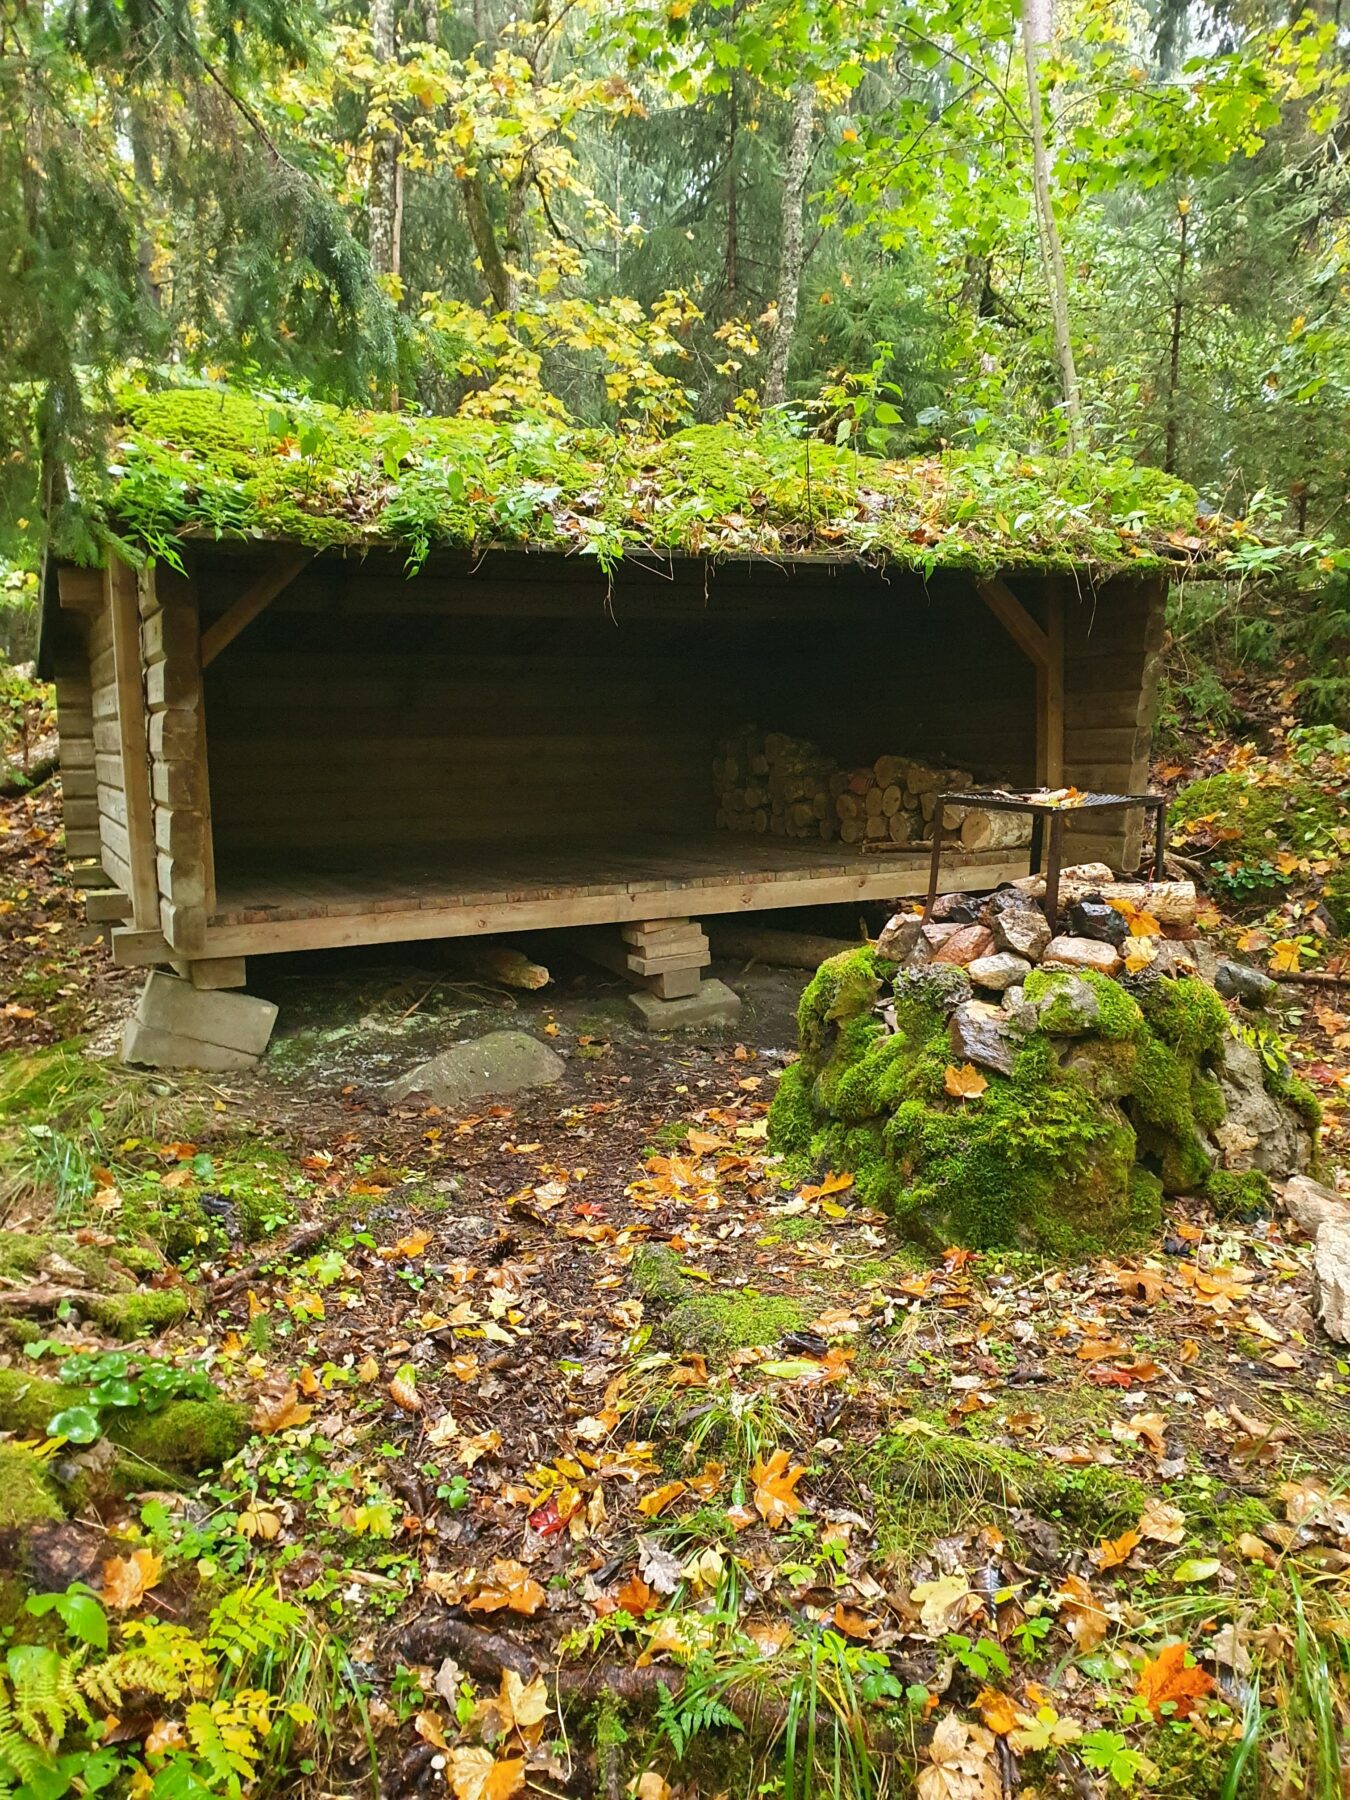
[89,382,1235,575]
[769,949,1312,1254]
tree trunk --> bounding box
[723,77,740,312]
[1020,0,1082,449]
[367,0,401,283]
[459,169,516,313]
[1163,198,1189,474]
[763,82,815,409]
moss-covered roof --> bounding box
[95,382,1233,575]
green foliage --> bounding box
[25,1347,214,1445]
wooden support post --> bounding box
[142,564,214,956]
[199,553,312,668]
[1038,585,1065,788]
[107,558,159,930]
[573,920,710,999]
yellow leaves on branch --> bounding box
[750,1448,808,1529]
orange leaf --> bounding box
[1093,1528,1141,1571]
[830,1602,877,1639]
[944,1062,988,1100]
[252,1383,314,1435]
[1056,1574,1109,1651]
[101,1548,163,1611]
[466,1560,546,1618]
[751,1447,808,1529]
[636,1481,687,1518]
[976,1687,1020,1735]
[1135,1642,1215,1719]
[614,1573,657,1617]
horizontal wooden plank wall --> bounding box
[141,565,214,954]
[51,625,98,864]
[1061,574,1167,869]
[197,552,1040,861]
[86,591,140,901]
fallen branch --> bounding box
[210,1220,329,1298]
[0,1282,89,1312]
[1270,969,1350,989]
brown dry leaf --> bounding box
[448,1747,525,1800]
[252,1383,314,1435]
[388,1363,423,1413]
[916,1711,1000,1800]
[499,1669,549,1735]
[750,1448,808,1529]
[830,1602,877,1639]
[1093,1528,1141,1571]
[1135,1642,1215,1719]
[466,1560,546,1618]
[911,1574,977,1635]
[637,1481,687,1519]
[356,1355,380,1383]
[633,1774,672,1800]
[1139,1499,1186,1545]
[458,1429,502,1467]
[101,1548,163,1611]
[944,1062,988,1101]
[1236,1532,1277,1566]
[668,1355,708,1388]
[1056,1574,1109,1651]
[414,1711,448,1749]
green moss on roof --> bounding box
[95,381,1231,575]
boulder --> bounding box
[1213,1035,1313,1177]
[968,951,1033,993]
[386,1030,565,1107]
[929,892,982,925]
[1066,899,1129,946]
[1041,936,1123,977]
[1032,974,1101,1036]
[1313,1220,1350,1344]
[931,924,995,968]
[992,906,1052,962]
[893,964,973,1018]
[876,914,924,963]
[1215,960,1278,1009]
[948,1000,1017,1077]
[1281,1174,1350,1237]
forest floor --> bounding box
[3,707,1350,1800]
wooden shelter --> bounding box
[40,385,1216,1027]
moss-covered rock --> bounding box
[662,1289,807,1359]
[631,1245,688,1306]
[1171,770,1340,904]
[86,1289,191,1340]
[0,1442,65,1530]
[0,1369,248,1477]
[770,958,1313,1253]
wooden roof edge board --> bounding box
[199,550,315,667]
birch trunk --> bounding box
[763,82,815,409]
[367,0,401,283]
[1020,0,1082,448]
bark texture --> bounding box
[763,82,815,408]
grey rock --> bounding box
[1190,940,1221,985]
[893,964,973,1019]
[1066,898,1129,945]
[629,978,743,1030]
[386,1029,565,1106]
[1214,1033,1314,1178]
[1034,973,1101,1035]
[992,906,1052,962]
[1281,1174,1350,1237]
[948,1000,1017,1077]
[968,951,1033,992]
[1313,1220,1350,1344]
[1041,935,1123,977]
[1001,985,1039,1035]
[1215,960,1278,1009]
[930,892,982,924]
[875,914,924,963]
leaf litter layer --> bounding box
[85,381,1238,576]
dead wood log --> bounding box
[1270,968,1350,988]
[959,809,1034,852]
[461,943,550,991]
[1013,874,1197,927]
[708,924,860,970]
[210,1220,329,1298]
[0,1283,90,1312]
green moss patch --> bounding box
[1171,769,1341,904]
[0,1443,65,1531]
[0,1368,249,1478]
[662,1289,807,1359]
[88,382,1232,577]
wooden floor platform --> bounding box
[114,834,1031,965]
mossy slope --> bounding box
[770,951,1300,1254]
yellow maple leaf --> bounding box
[944,1062,988,1100]
[750,1448,808,1529]
[1270,939,1303,973]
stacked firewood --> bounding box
[713,729,838,839]
[714,729,1032,853]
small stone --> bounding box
[968,951,1033,992]
[1041,935,1122,977]
[1313,1220,1350,1344]
[1066,898,1129,945]
[386,1029,566,1106]
[991,906,1052,961]
[930,892,981,924]
[931,924,995,967]
[1033,974,1101,1035]
[1281,1175,1350,1237]
[1150,941,1198,976]
[1215,960,1278,1009]
[875,914,924,963]
[948,1000,1017,1077]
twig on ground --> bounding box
[209,1219,329,1297]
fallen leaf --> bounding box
[1138,1499,1186,1545]
[633,1775,671,1800]
[1171,1557,1222,1585]
[448,1747,525,1800]
[466,1560,546,1617]
[944,1062,988,1100]
[750,1448,807,1529]
[252,1383,314,1435]
[917,1711,1000,1800]
[911,1574,977,1635]
[1136,1641,1215,1719]
[636,1481,687,1518]
[101,1549,163,1611]
[1093,1528,1141,1571]
[1056,1574,1108,1651]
